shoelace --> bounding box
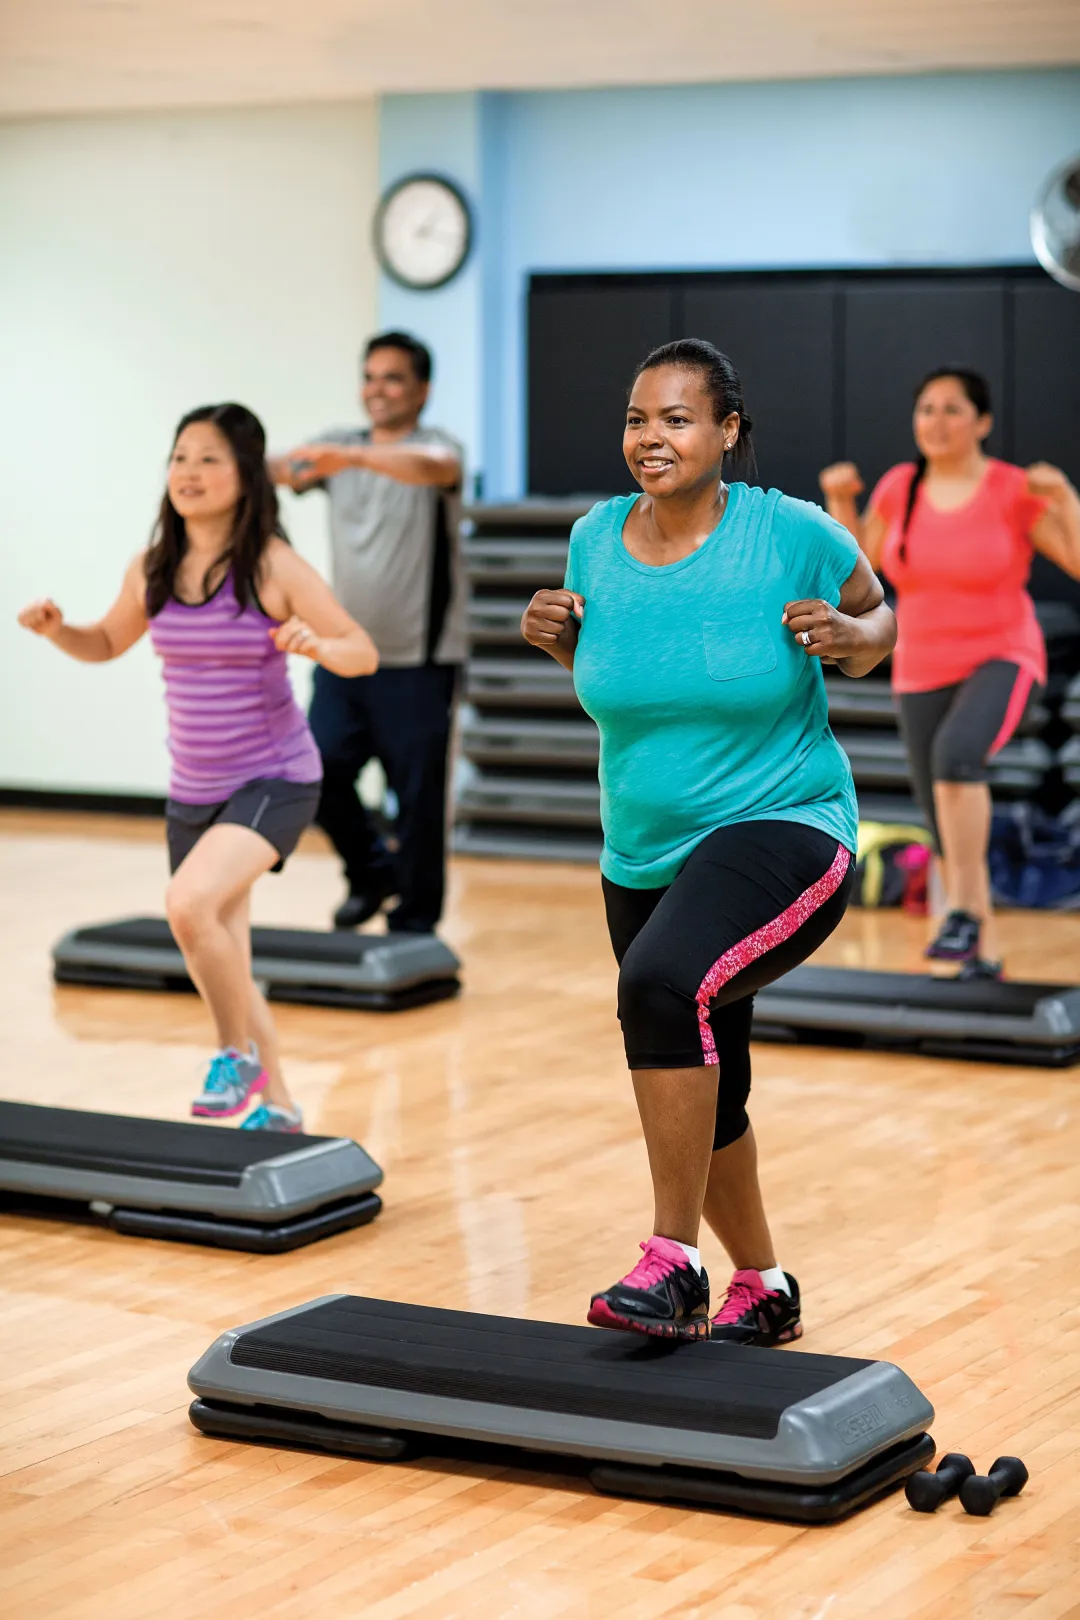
[621,1238,685,1290]
[204,1052,243,1094]
[712,1272,769,1324]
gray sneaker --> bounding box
[191,1047,267,1119]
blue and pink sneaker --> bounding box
[710,1269,802,1346]
[241,1103,304,1134]
[191,1046,267,1120]
[587,1236,710,1341]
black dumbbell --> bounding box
[960,1456,1029,1516]
[905,1452,975,1512]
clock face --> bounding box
[374,174,472,291]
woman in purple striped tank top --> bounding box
[18,404,378,1131]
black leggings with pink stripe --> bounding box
[602,821,855,1151]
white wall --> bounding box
[0,100,378,796]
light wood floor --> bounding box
[3,809,1080,1620]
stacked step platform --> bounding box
[455,500,600,862]
[188,1294,935,1523]
[0,1102,383,1251]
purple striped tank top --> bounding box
[148,570,322,803]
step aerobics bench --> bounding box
[752,966,1080,1066]
[0,1103,383,1251]
[52,917,461,1012]
[188,1295,935,1523]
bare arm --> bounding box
[782,551,896,679]
[17,554,148,662]
[260,540,378,677]
[818,462,890,572]
[270,441,461,492]
[521,589,582,672]
[1028,464,1080,579]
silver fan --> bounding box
[1031,153,1080,293]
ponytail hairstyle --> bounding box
[145,402,288,616]
[899,367,993,561]
[632,338,758,480]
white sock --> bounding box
[759,1264,790,1296]
[673,1241,701,1273]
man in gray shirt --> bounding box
[270,332,464,934]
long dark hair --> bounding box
[899,367,993,559]
[145,403,287,616]
[632,338,758,480]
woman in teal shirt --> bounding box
[522,339,895,1345]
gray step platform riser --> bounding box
[464,548,570,587]
[463,742,599,769]
[451,826,602,864]
[54,936,458,994]
[0,1138,382,1220]
[752,994,1075,1046]
[465,682,581,710]
[188,1301,933,1487]
[457,796,601,827]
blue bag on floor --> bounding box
[989,804,1080,910]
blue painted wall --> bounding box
[379,70,1080,498]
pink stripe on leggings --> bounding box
[695,843,852,1063]
[987,668,1035,758]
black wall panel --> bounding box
[841,279,1008,498]
[682,278,837,502]
[528,280,675,498]
[1014,280,1080,610]
[526,266,1080,608]
[1012,279,1080,487]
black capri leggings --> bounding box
[603,821,855,1152]
[897,660,1039,852]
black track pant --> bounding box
[602,821,855,1150]
[308,663,458,932]
[897,660,1038,852]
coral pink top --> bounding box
[869,458,1048,694]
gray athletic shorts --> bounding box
[166,777,322,875]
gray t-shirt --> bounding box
[302,424,466,667]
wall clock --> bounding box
[373,173,472,291]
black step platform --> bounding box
[53,917,461,1011]
[0,1102,383,1251]
[188,1296,935,1523]
[753,966,1080,1066]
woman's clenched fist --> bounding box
[521,589,584,648]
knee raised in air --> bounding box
[617,947,693,1053]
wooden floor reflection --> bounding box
[3,809,1080,1620]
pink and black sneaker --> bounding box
[587,1236,710,1341]
[710,1269,802,1346]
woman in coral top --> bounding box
[821,368,1080,977]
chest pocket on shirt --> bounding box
[702,614,777,681]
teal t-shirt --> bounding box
[565,484,860,888]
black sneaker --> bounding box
[710,1270,802,1346]
[925,910,981,961]
[955,956,1004,982]
[588,1236,710,1341]
[333,875,397,930]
